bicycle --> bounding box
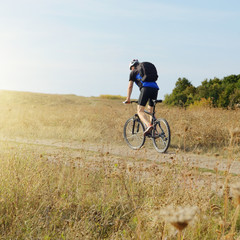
[123,100,171,153]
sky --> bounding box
[0,0,240,100]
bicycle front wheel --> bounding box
[152,118,171,153]
[123,117,145,150]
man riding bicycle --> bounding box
[124,59,159,136]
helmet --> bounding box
[129,59,139,70]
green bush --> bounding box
[165,74,240,108]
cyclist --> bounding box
[124,59,159,136]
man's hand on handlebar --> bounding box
[123,100,131,104]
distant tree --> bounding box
[184,86,197,106]
[174,78,192,94]
[218,83,235,107]
[196,78,222,106]
[229,89,240,108]
[222,75,239,85]
[164,78,195,107]
[164,74,240,108]
[237,78,240,88]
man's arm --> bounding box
[125,80,134,103]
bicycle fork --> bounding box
[132,114,141,134]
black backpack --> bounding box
[137,62,158,82]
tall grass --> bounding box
[0,141,239,239]
[0,90,239,155]
[99,94,126,100]
[0,90,240,239]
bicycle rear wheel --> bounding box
[123,117,145,150]
[152,118,171,153]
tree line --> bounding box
[164,74,240,108]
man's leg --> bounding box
[148,105,153,123]
[137,105,151,127]
[148,88,158,123]
[137,105,153,135]
[138,88,154,135]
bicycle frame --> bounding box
[144,109,156,125]
[131,99,162,126]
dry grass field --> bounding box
[1,90,240,154]
[0,90,240,239]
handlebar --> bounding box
[153,100,163,103]
[123,99,162,104]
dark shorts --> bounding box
[138,87,158,107]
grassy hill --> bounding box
[0,90,240,239]
[0,90,240,155]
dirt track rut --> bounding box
[1,137,240,175]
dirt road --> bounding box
[1,137,240,175]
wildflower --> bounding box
[160,206,198,231]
